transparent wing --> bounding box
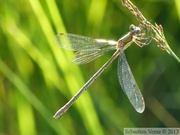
[118,51,145,113]
[72,48,113,64]
[54,33,117,51]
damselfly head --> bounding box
[129,24,141,34]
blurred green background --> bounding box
[0,0,180,135]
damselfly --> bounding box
[53,24,151,119]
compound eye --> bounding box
[129,24,135,31]
[135,27,141,34]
